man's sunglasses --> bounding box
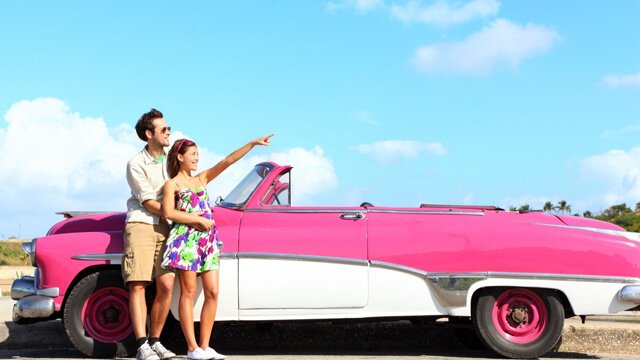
[156,126,171,133]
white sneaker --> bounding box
[150,341,176,359]
[204,347,226,360]
[187,347,212,360]
[137,342,161,360]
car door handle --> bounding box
[340,212,365,220]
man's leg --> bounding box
[149,272,175,338]
[128,281,149,341]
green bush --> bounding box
[0,241,30,266]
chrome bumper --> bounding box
[618,285,640,303]
[11,273,59,322]
[13,296,55,322]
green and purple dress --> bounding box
[162,186,220,272]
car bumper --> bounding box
[11,272,59,322]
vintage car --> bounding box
[11,162,640,358]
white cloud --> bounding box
[326,0,385,14]
[352,139,447,163]
[207,146,338,205]
[391,0,500,27]
[580,147,640,207]
[412,18,560,75]
[602,72,640,89]
[0,98,337,237]
[602,125,640,139]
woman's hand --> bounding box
[193,216,214,232]
[252,134,274,146]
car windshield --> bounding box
[220,164,272,208]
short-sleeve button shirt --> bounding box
[125,147,168,224]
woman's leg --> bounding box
[178,269,199,352]
[198,270,219,349]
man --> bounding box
[123,109,176,360]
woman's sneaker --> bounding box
[150,341,176,359]
[204,347,226,360]
[137,342,160,360]
[187,347,211,360]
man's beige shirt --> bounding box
[125,147,168,224]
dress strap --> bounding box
[196,176,206,189]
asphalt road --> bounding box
[2,296,639,360]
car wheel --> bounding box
[473,287,564,359]
[63,269,136,357]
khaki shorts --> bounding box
[122,221,173,283]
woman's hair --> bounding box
[167,138,197,178]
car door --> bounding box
[237,206,368,312]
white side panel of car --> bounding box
[236,260,446,320]
[238,258,369,310]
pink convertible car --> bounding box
[11,162,640,358]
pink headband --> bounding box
[176,139,187,152]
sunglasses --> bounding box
[156,126,171,133]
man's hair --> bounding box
[135,108,164,141]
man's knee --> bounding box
[128,281,148,295]
[155,274,175,297]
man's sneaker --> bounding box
[204,347,226,360]
[150,341,176,359]
[137,342,161,360]
[187,347,211,360]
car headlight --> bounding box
[22,238,37,267]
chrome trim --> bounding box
[71,253,123,263]
[245,208,360,213]
[370,260,428,278]
[486,271,639,284]
[11,276,36,300]
[533,222,640,242]
[237,252,369,266]
[619,285,640,303]
[37,287,60,297]
[13,296,55,321]
[23,238,37,267]
[245,208,484,216]
[72,252,237,263]
[368,209,484,216]
[340,212,366,220]
[427,275,486,308]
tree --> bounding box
[556,200,569,214]
[543,201,554,213]
[583,210,592,218]
[518,204,531,212]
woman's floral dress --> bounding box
[162,185,221,272]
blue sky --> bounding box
[1,0,639,238]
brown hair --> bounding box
[167,138,197,178]
[135,108,163,141]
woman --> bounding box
[161,134,272,360]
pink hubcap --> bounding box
[491,289,548,344]
[82,287,132,343]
